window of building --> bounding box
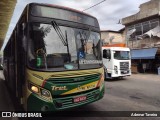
[135,24,142,35]
[143,23,150,33]
[128,26,134,31]
[127,19,159,40]
[151,22,158,29]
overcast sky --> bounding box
[2,0,150,50]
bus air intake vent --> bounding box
[48,74,100,83]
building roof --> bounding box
[119,27,125,32]
[101,30,120,33]
[101,27,125,33]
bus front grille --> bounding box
[48,74,100,83]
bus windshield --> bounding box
[28,22,102,71]
[113,51,130,60]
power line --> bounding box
[82,0,107,12]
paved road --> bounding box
[103,74,160,111]
[0,71,160,120]
[68,74,160,120]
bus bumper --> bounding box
[27,84,105,111]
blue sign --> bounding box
[79,51,85,59]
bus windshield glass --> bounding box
[113,51,130,60]
[28,23,102,71]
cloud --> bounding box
[83,0,150,30]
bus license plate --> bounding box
[73,96,86,103]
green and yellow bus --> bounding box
[3,3,104,111]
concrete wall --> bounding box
[121,29,126,43]
[101,31,125,45]
[128,37,160,49]
[122,0,160,25]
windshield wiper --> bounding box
[51,21,67,46]
[51,20,70,62]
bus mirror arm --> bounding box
[51,21,67,46]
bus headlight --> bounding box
[31,86,39,93]
[29,83,40,93]
[41,89,50,97]
[29,82,51,99]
